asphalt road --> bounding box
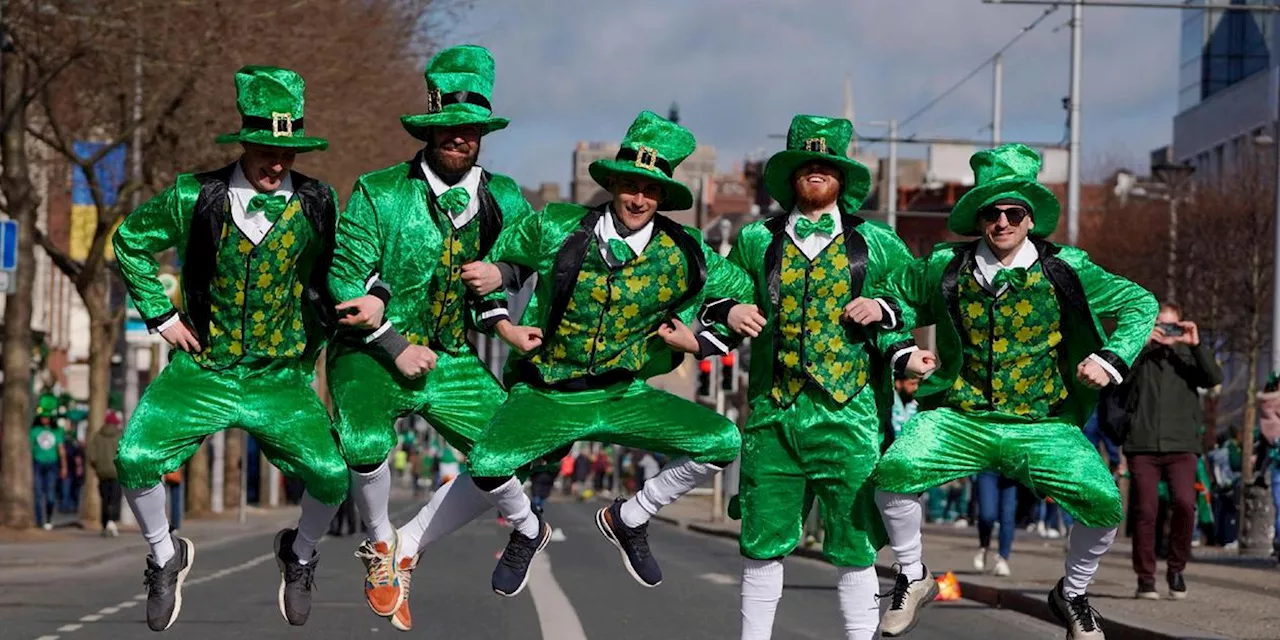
[5,499,1068,639]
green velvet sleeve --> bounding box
[1068,248,1158,368]
[862,223,919,356]
[329,179,383,304]
[112,184,186,322]
[470,174,534,332]
[871,253,937,332]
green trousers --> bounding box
[739,385,887,567]
[115,352,348,505]
[468,380,740,478]
[874,407,1123,528]
[327,347,505,467]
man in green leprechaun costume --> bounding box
[112,66,365,631]
[859,144,1157,639]
[711,115,919,640]
[323,44,534,631]
[462,110,754,598]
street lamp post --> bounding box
[1151,162,1196,304]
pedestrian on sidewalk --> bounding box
[862,144,1157,639]
[1122,302,1221,600]
[1257,372,1280,560]
[30,394,66,531]
[974,472,1018,576]
[88,409,124,537]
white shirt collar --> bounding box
[597,205,654,267]
[420,158,483,229]
[974,238,1039,294]
[785,204,842,261]
[227,162,293,246]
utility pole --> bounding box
[992,53,1004,145]
[1066,1,1083,246]
[887,120,899,231]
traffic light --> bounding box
[697,358,715,400]
[720,351,739,393]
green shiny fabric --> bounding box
[115,353,348,505]
[529,233,686,384]
[401,45,509,139]
[587,111,696,211]
[763,115,872,213]
[947,144,1059,238]
[327,348,505,467]
[948,266,1068,419]
[874,407,1122,528]
[739,385,886,566]
[214,65,328,151]
[468,380,740,478]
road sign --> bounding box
[0,219,16,294]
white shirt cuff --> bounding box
[151,314,180,334]
[875,298,897,328]
[364,273,381,291]
[1088,353,1123,385]
[480,308,510,321]
[364,321,392,344]
[891,345,919,372]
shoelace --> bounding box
[1068,593,1102,632]
[142,563,164,591]
[617,520,652,559]
[285,560,317,591]
[877,572,911,610]
[355,542,395,586]
[500,529,539,569]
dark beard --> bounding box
[426,142,480,183]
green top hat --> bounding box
[215,66,328,152]
[588,111,696,211]
[764,115,872,213]
[948,143,1060,237]
[34,393,58,418]
[401,45,509,141]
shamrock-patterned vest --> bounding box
[530,232,687,385]
[408,209,483,355]
[192,199,314,369]
[946,264,1069,419]
[771,235,869,406]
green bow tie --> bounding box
[247,193,287,220]
[992,267,1029,290]
[607,238,636,263]
[438,186,471,214]
[795,214,835,239]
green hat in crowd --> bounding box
[588,110,697,211]
[34,393,58,418]
[401,45,509,141]
[215,65,329,152]
[948,143,1060,238]
[764,115,872,213]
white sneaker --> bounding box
[106,520,119,537]
[1224,541,1239,550]
[1036,522,1047,537]
[973,549,988,572]
[880,566,939,637]
[993,557,1011,577]
[1048,578,1105,639]
[953,518,969,528]
[41,522,53,531]
[1046,528,1062,540]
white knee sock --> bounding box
[740,558,784,640]
[876,490,924,581]
[837,566,881,640]
[292,491,337,564]
[620,458,718,528]
[484,477,539,539]
[124,484,175,566]
[397,473,493,562]
[351,462,394,543]
[1063,525,1117,598]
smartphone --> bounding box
[1158,322,1184,337]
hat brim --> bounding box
[948,181,1060,237]
[215,130,329,152]
[763,150,871,213]
[400,112,509,141]
[588,159,694,212]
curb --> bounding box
[660,517,1186,640]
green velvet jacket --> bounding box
[871,238,1158,427]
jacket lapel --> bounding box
[544,205,604,339]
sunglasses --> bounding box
[979,206,1032,225]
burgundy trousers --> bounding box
[1129,452,1199,582]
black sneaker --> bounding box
[143,537,194,632]
[1048,578,1105,639]
[274,528,317,626]
[595,498,662,587]
[1167,571,1187,600]
[1135,579,1159,600]
[491,516,552,597]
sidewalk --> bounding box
[653,495,1279,640]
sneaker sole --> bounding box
[273,530,309,626]
[595,508,661,588]
[1168,591,1187,600]
[494,523,552,598]
[1135,591,1161,600]
[157,538,195,632]
[882,579,939,638]
[390,609,411,632]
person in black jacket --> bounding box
[1123,302,1222,600]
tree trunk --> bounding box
[77,279,115,525]
[0,50,40,530]
[224,428,242,509]
[186,439,210,516]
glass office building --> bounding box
[1178,0,1273,112]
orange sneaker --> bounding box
[355,534,403,617]
[389,555,418,631]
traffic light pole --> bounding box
[712,387,725,522]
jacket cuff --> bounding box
[145,308,180,333]
[888,340,918,378]
[698,297,736,326]
[1089,350,1128,384]
[695,330,734,359]
[365,274,391,305]
[876,298,903,331]
[474,298,510,332]
[365,322,410,360]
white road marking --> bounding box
[118,601,138,608]
[700,572,738,585]
[55,625,81,632]
[77,615,101,623]
[34,635,59,640]
[527,551,588,640]
[97,607,118,614]
[132,594,146,601]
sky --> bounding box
[435,0,1183,191]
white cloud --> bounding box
[440,0,1181,189]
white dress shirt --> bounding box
[421,161,483,229]
[596,206,654,267]
[228,163,294,246]
[786,205,841,261]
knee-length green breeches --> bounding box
[468,380,741,478]
[115,352,349,505]
[874,407,1122,528]
[739,385,887,567]
[327,347,506,467]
